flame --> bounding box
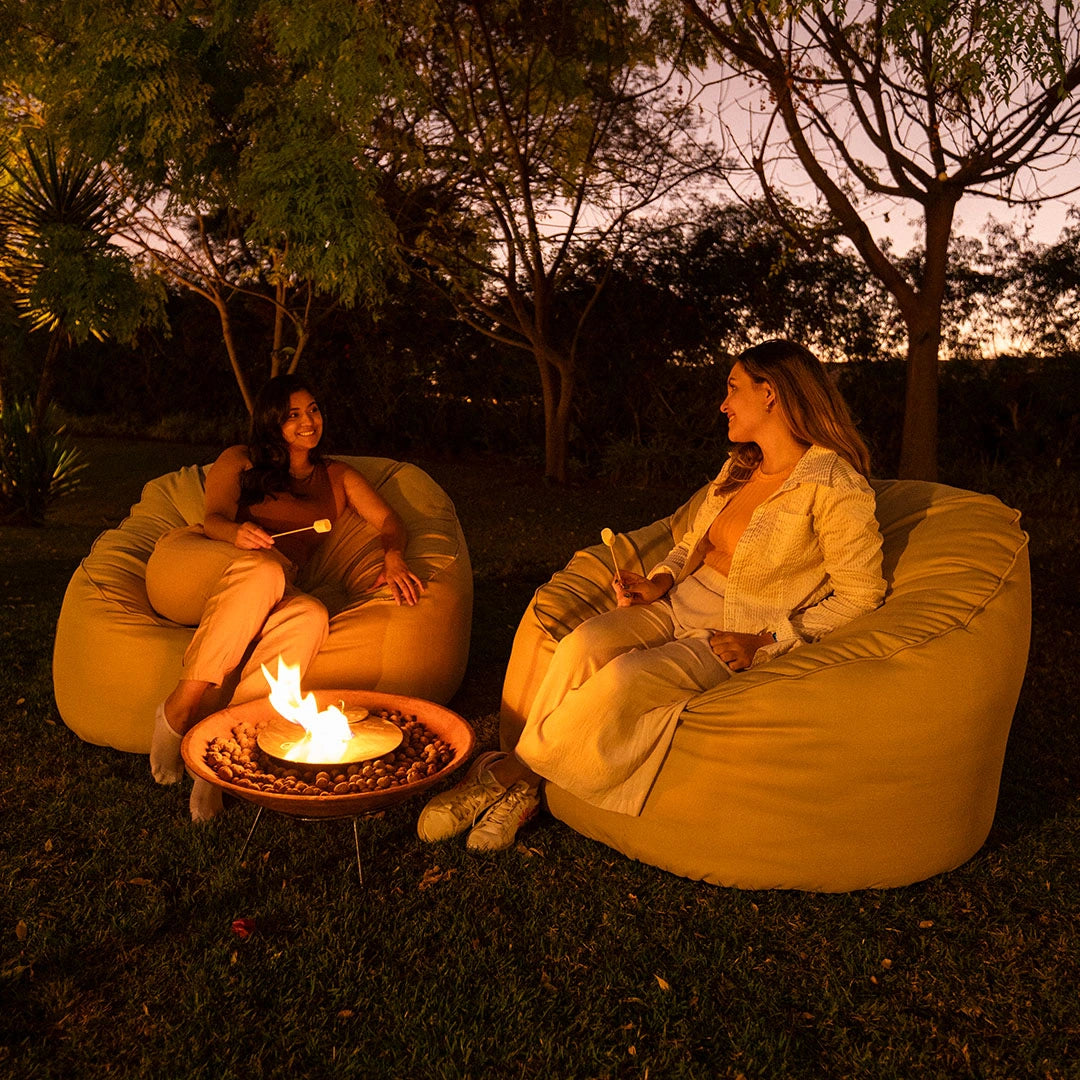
[261,657,353,763]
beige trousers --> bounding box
[515,565,733,815]
[146,526,329,705]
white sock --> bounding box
[189,778,224,823]
[150,703,184,785]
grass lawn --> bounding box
[2,438,1077,1079]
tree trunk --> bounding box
[288,322,310,374]
[536,346,573,484]
[271,278,287,377]
[213,296,255,414]
[0,344,9,417]
[897,200,954,481]
[32,331,66,434]
[898,310,941,481]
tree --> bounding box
[1010,213,1080,352]
[381,0,718,482]
[0,133,160,524]
[5,1,403,411]
[638,198,889,359]
[564,199,897,471]
[0,135,163,429]
[680,0,1080,478]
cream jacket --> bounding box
[651,445,886,666]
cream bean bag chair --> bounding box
[500,479,1030,892]
[54,456,472,754]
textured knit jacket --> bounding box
[650,444,887,667]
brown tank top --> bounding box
[240,463,338,566]
[701,466,791,576]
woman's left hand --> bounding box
[709,630,774,672]
[375,551,426,606]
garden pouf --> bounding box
[500,479,1031,892]
[54,456,472,754]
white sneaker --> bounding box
[466,782,540,853]
[416,751,508,842]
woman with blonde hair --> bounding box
[418,339,887,852]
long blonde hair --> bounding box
[717,340,871,495]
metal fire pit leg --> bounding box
[353,817,364,885]
[236,806,367,882]
[238,805,263,863]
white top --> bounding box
[651,445,887,666]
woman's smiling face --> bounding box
[280,390,323,451]
[721,362,774,443]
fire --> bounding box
[261,658,353,764]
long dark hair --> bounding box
[239,374,325,506]
[717,340,871,495]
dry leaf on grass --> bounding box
[418,865,456,891]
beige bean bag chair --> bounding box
[500,479,1030,891]
[55,456,472,754]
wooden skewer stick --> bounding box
[270,518,332,540]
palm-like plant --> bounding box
[0,135,159,521]
[0,136,157,425]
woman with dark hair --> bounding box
[146,374,425,820]
[417,339,886,853]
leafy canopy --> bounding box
[9,0,407,308]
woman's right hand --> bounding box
[614,570,672,607]
[232,521,275,550]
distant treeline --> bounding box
[3,202,1078,483]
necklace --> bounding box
[756,462,795,479]
[290,465,316,483]
[758,448,806,477]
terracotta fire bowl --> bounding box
[181,690,476,819]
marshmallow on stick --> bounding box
[270,518,332,539]
[601,527,624,584]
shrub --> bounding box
[0,398,86,524]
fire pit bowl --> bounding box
[181,690,475,819]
